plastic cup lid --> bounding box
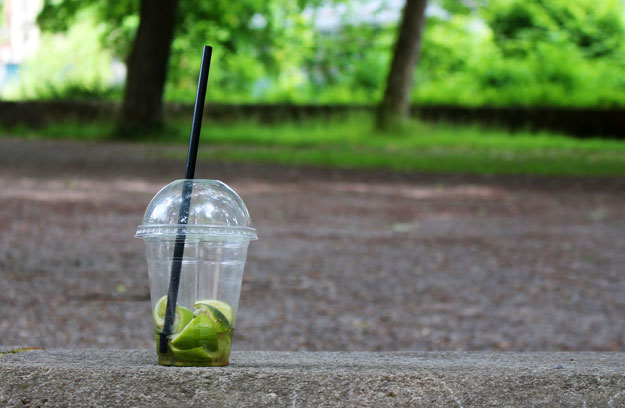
[135,179,257,240]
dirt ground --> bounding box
[1,138,624,352]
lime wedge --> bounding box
[153,295,194,333]
[169,345,216,362]
[217,331,232,358]
[170,314,218,351]
[194,299,234,329]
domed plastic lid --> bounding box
[136,179,257,240]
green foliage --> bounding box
[166,0,315,102]
[414,0,625,106]
[302,23,393,103]
[3,115,624,176]
[36,0,315,102]
[4,10,118,100]
[37,0,82,32]
[38,0,139,59]
[25,0,625,107]
[483,0,625,58]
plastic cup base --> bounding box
[157,354,230,367]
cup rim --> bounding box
[135,224,258,240]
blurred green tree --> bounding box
[37,0,311,133]
[33,0,625,110]
[377,0,428,129]
[38,0,175,131]
[118,0,178,132]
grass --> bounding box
[2,114,625,176]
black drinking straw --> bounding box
[160,45,213,354]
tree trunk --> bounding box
[376,0,427,130]
[117,0,178,134]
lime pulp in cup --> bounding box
[153,297,234,367]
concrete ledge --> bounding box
[1,349,624,407]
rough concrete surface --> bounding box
[1,349,625,407]
[1,138,625,352]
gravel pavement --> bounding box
[1,138,624,351]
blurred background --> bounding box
[4,0,625,107]
[0,0,623,352]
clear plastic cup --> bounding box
[136,179,257,366]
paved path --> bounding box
[0,138,624,351]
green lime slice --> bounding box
[194,299,234,329]
[217,331,232,359]
[170,314,218,351]
[153,295,194,333]
[169,345,216,362]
